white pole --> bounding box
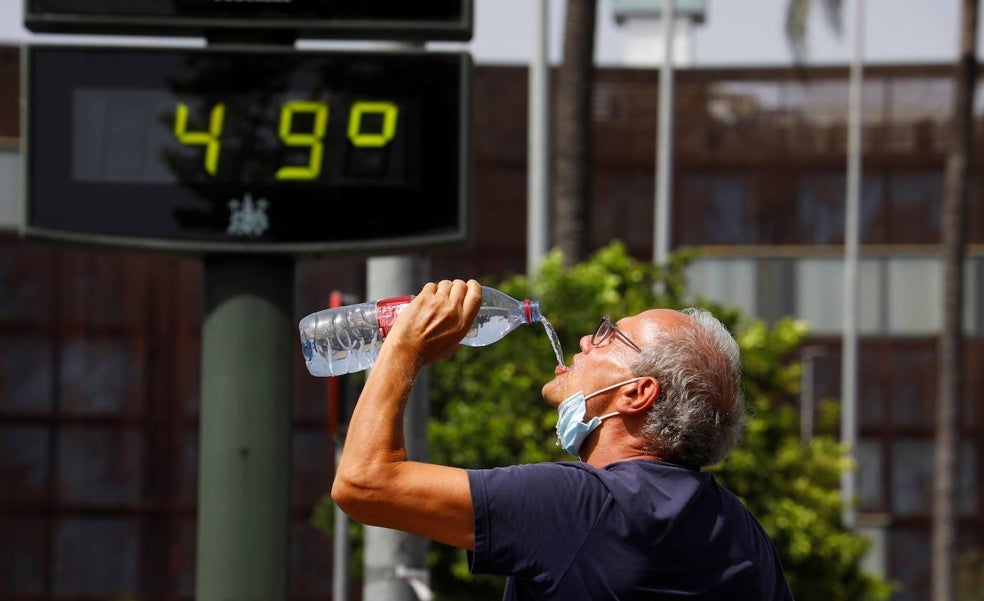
[841,0,865,531]
[527,0,551,278]
[364,255,430,601]
[333,442,350,601]
[654,0,675,266]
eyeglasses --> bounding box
[591,315,643,353]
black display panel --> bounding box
[24,0,473,41]
[23,45,473,255]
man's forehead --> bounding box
[632,308,691,331]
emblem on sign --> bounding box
[227,194,270,237]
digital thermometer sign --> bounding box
[24,0,473,40]
[23,45,473,254]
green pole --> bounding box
[196,255,295,601]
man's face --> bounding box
[541,313,643,407]
[541,309,690,408]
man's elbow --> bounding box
[331,472,361,514]
[330,469,384,522]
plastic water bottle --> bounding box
[299,286,543,377]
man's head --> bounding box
[629,308,745,467]
[543,308,745,467]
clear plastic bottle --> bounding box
[299,286,542,377]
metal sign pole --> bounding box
[654,0,675,268]
[527,0,551,277]
[196,255,295,601]
[841,0,865,531]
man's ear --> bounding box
[618,377,660,414]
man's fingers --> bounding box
[435,279,454,296]
[413,279,482,334]
[448,279,470,304]
[461,280,483,323]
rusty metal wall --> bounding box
[0,240,340,601]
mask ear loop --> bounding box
[583,377,642,402]
[583,377,642,421]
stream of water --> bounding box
[538,316,567,367]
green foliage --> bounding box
[314,242,890,601]
[712,317,891,601]
[958,548,984,601]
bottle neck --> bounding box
[524,299,542,324]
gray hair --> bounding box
[630,308,746,467]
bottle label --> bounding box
[376,295,414,339]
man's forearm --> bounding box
[331,340,420,512]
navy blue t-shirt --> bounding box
[468,460,794,601]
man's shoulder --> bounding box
[469,459,719,503]
[468,460,598,481]
[468,461,625,504]
[602,459,712,488]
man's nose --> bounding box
[579,334,595,353]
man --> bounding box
[332,279,794,600]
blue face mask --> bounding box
[555,378,641,458]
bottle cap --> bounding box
[524,299,543,323]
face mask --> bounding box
[555,377,641,457]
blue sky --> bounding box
[0,0,973,66]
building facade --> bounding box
[1,45,982,600]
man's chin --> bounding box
[541,378,566,407]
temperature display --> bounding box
[73,91,410,185]
[24,45,473,254]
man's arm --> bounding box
[330,279,482,550]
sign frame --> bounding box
[21,44,474,257]
[23,0,474,41]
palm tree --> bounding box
[553,0,596,266]
[935,2,978,600]
[784,0,843,61]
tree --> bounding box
[552,0,597,265]
[784,0,843,61]
[935,1,979,600]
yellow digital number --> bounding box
[275,100,329,181]
[174,102,225,176]
[347,101,399,148]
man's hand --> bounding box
[387,279,483,366]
